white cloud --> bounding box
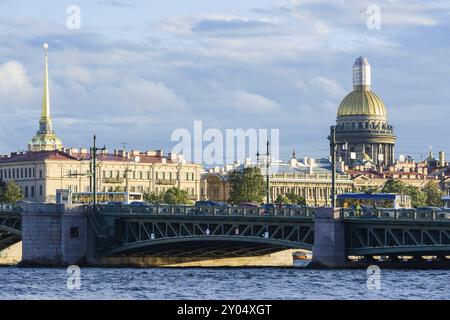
[0,61,35,103]
[296,76,346,98]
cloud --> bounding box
[0,60,35,105]
[96,0,134,8]
[296,77,346,98]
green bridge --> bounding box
[1,204,449,267]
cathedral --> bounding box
[333,56,396,167]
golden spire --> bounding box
[28,42,63,152]
[41,42,50,120]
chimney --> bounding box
[439,151,445,167]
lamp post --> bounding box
[90,135,105,213]
[266,140,271,205]
[330,126,337,208]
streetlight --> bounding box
[91,135,106,213]
[330,126,337,208]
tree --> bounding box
[404,185,426,208]
[423,180,444,207]
[144,192,164,204]
[285,192,306,205]
[163,187,191,205]
[381,180,407,194]
[381,179,426,208]
[275,194,289,204]
[0,181,23,203]
[228,167,265,204]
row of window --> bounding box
[100,185,196,196]
[101,170,196,181]
[21,185,44,198]
[0,167,44,180]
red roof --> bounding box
[0,150,173,164]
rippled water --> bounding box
[0,263,449,300]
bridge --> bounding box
[1,203,449,267]
[0,205,21,252]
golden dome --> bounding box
[337,89,387,117]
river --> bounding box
[1,262,449,300]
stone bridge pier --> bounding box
[21,203,88,266]
[310,207,346,268]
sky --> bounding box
[0,0,449,163]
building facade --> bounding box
[333,56,396,167]
[0,149,202,203]
[202,156,354,207]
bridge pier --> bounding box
[309,207,346,268]
[21,204,88,266]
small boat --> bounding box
[293,251,312,261]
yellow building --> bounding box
[0,43,202,203]
[0,149,202,203]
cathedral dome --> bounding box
[337,89,387,117]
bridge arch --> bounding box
[100,235,313,256]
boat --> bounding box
[293,251,312,261]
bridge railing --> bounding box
[341,207,450,221]
[94,204,315,218]
[0,203,23,213]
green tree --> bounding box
[381,180,407,194]
[0,181,23,203]
[404,185,426,208]
[423,180,444,207]
[163,187,191,205]
[228,167,265,204]
[285,192,306,205]
[275,194,289,204]
[144,192,164,204]
[381,179,426,208]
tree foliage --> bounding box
[144,192,164,204]
[0,181,23,203]
[163,187,191,205]
[228,167,265,204]
[144,188,191,205]
[423,180,444,207]
[380,179,444,208]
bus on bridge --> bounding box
[337,193,411,210]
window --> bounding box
[39,185,43,196]
[31,186,35,198]
[39,169,43,178]
[24,186,29,198]
[70,227,79,238]
[20,168,23,178]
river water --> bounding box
[0,263,449,300]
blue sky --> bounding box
[0,0,449,162]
